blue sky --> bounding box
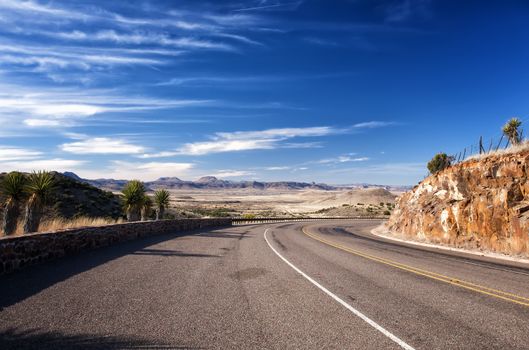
[0,0,528,185]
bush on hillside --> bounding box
[427,153,454,174]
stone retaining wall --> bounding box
[0,218,231,275]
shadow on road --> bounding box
[132,248,220,258]
[0,327,200,350]
[0,227,238,310]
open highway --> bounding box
[1,220,528,349]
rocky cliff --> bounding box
[387,150,529,256]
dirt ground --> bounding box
[167,188,400,218]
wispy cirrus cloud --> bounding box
[0,146,42,161]
[0,158,87,173]
[0,84,212,130]
[139,122,393,158]
[140,126,339,157]
[211,170,256,178]
[233,1,304,12]
[0,0,80,17]
[0,1,270,84]
[316,155,370,164]
[353,121,396,128]
[383,0,433,23]
[78,161,195,181]
[51,30,233,50]
[60,137,146,155]
[0,42,166,75]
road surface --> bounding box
[1,220,528,349]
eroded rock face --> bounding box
[387,151,529,256]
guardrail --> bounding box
[232,216,387,225]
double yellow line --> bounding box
[302,226,529,307]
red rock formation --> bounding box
[387,150,529,256]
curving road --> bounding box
[1,220,528,349]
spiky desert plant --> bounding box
[1,172,27,235]
[23,171,55,234]
[141,195,153,221]
[122,180,145,222]
[503,118,523,146]
[153,189,170,220]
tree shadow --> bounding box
[0,327,201,349]
[0,227,233,310]
[196,232,252,240]
[131,248,220,258]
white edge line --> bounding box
[264,228,415,350]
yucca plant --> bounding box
[1,172,27,235]
[503,118,523,146]
[23,171,55,234]
[122,180,145,222]
[141,195,153,221]
[153,189,170,220]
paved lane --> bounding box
[1,220,528,349]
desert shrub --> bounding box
[383,210,391,215]
[427,153,453,174]
[242,213,256,219]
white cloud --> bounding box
[0,158,87,172]
[66,30,233,50]
[317,155,370,164]
[137,151,180,159]
[0,44,164,73]
[137,126,339,157]
[214,33,263,46]
[265,166,291,171]
[233,1,303,12]
[212,170,255,178]
[24,119,67,127]
[353,121,395,128]
[282,142,323,149]
[0,0,77,17]
[173,126,338,156]
[60,137,146,155]
[0,146,42,161]
[79,161,194,181]
[177,139,277,156]
[216,126,336,140]
[0,84,211,130]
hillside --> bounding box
[0,172,123,221]
[387,149,529,257]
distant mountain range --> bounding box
[63,172,411,192]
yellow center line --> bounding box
[301,226,529,307]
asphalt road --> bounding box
[1,220,528,349]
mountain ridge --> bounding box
[63,172,411,192]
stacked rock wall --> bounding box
[0,218,231,275]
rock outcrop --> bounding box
[387,150,529,256]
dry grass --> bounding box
[465,140,529,162]
[12,216,124,235]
